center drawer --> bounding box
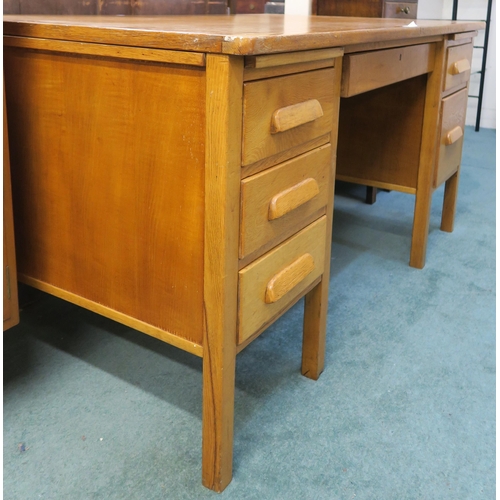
[341,43,435,97]
[242,67,336,167]
[240,144,331,261]
[238,216,327,345]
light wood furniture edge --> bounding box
[4,35,206,66]
[3,16,485,55]
[408,40,447,268]
[302,59,342,379]
[202,53,243,492]
[3,82,19,331]
[410,34,472,267]
[18,275,202,355]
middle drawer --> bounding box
[240,144,332,261]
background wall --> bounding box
[418,0,496,129]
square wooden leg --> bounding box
[202,335,236,492]
[202,53,243,492]
[410,185,433,269]
[409,40,449,270]
[440,170,460,232]
[365,186,377,204]
[302,278,329,380]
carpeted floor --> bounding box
[3,126,495,499]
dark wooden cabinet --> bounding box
[3,0,227,15]
[232,0,267,13]
[3,0,96,14]
[316,0,418,19]
[2,0,285,16]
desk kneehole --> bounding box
[238,216,327,344]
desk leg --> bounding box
[409,41,447,269]
[302,163,338,381]
[365,186,377,204]
[202,54,243,492]
[410,183,433,269]
[302,278,329,380]
[302,67,341,378]
[202,328,236,492]
[440,170,460,232]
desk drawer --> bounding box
[434,87,468,188]
[238,216,327,344]
[240,144,331,260]
[384,2,417,19]
[444,42,473,92]
[341,43,435,97]
[242,68,336,166]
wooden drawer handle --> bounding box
[451,59,471,75]
[265,253,315,304]
[268,178,320,220]
[270,99,323,134]
[445,126,463,145]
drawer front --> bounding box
[434,87,468,188]
[242,68,336,166]
[240,144,331,260]
[238,216,327,344]
[444,42,473,92]
[341,43,434,97]
[383,2,417,19]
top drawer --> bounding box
[444,42,473,92]
[242,68,336,167]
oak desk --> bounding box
[3,15,482,491]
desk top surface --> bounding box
[4,14,484,55]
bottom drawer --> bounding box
[238,216,327,345]
[434,87,468,188]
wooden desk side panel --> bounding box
[4,47,206,346]
[3,84,20,331]
[336,75,426,191]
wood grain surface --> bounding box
[3,15,485,55]
[242,68,336,166]
[201,53,243,492]
[341,43,435,97]
[238,217,327,344]
[435,87,468,187]
[240,145,331,260]
[5,46,206,345]
[336,75,427,191]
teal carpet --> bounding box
[3,127,495,499]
